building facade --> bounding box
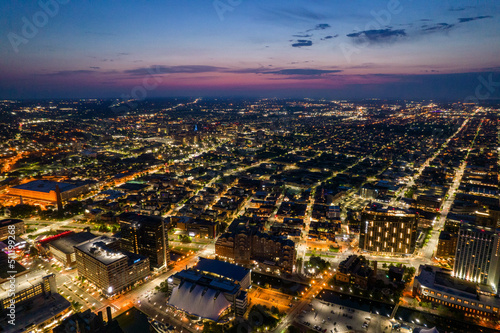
[119,213,169,269]
[8,180,93,202]
[336,255,374,290]
[74,236,150,296]
[359,207,417,255]
[436,231,458,258]
[453,224,500,290]
[215,229,296,273]
[0,219,25,240]
[414,265,500,318]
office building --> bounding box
[453,223,500,291]
[74,236,150,296]
[359,206,417,255]
[119,212,169,269]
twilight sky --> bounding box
[1,0,500,100]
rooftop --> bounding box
[0,219,23,227]
[0,270,49,301]
[168,280,232,321]
[74,236,126,265]
[46,231,98,254]
[416,265,500,307]
[12,180,79,193]
[194,258,250,283]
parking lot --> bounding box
[297,298,394,333]
[249,287,295,311]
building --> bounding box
[119,212,169,269]
[54,307,123,333]
[173,216,219,239]
[336,255,374,290]
[8,179,94,203]
[414,265,500,318]
[416,195,442,211]
[388,265,405,283]
[215,229,296,274]
[360,184,378,199]
[453,223,500,291]
[0,219,25,240]
[44,231,98,268]
[0,272,71,333]
[359,206,417,255]
[74,236,150,296]
[167,265,248,321]
[0,251,27,284]
[436,231,458,258]
[193,257,251,290]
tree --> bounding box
[9,204,40,218]
[179,235,192,243]
[286,326,300,333]
[159,281,169,294]
[29,246,38,258]
[305,256,330,275]
[202,322,223,333]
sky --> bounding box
[1,0,499,100]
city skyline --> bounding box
[1,0,500,99]
[2,1,500,332]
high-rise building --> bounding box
[74,236,150,296]
[118,213,169,269]
[359,206,417,255]
[453,223,500,291]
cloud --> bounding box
[417,16,492,35]
[293,34,312,38]
[321,35,338,40]
[89,66,100,70]
[291,40,313,47]
[458,16,492,23]
[265,69,342,76]
[421,22,455,33]
[347,28,406,44]
[125,65,226,75]
[226,67,341,77]
[42,70,99,76]
[449,6,476,12]
[307,23,331,32]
